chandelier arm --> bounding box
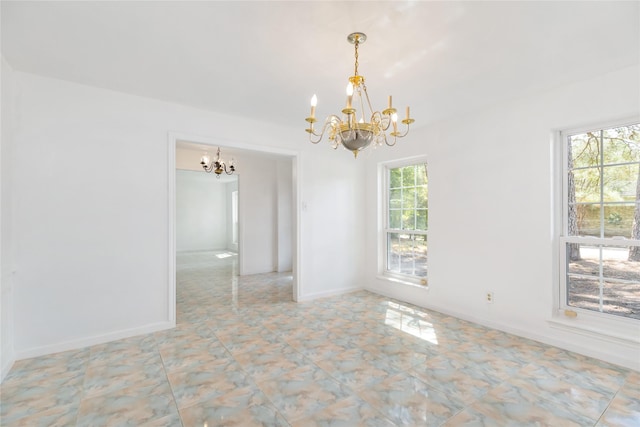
[385,132,398,147]
[370,111,387,133]
[308,115,343,144]
[395,123,412,138]
[381,114,392,132]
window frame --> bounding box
[555,118,640,339]
[379,156,429,286]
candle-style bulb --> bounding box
[310,94,317,119]
[345,83,353,109]
[346,83,354,96]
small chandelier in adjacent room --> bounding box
[200,147,235,178]
[305,32,414,158]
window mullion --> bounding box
[598,130,605,311]
[599,245,604,313]
[599,129,605,239]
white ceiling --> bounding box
[2,1,639,129]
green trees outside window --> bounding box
[564,123,640,320]
[386,164,428,279]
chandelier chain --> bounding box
[353,36,359,76]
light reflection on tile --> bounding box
[75,382,179,427]
[596,383,640,427]
[2,250,636,426]
[179,386,288,427]
[450,382,596,427]
[358,372,465,426]
[255,364,352,422]
[291,395,396,427]
[167,359,252,409]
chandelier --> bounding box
[305,32,414,158]
[200,147,235,178]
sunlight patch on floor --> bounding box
[215,252,236,259]
[384,301,439,345]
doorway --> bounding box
[167,134,300,324]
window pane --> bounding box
[416,209,428,231]
[603,128,640,164]
[567,275,601,312]
[572,168,600,203]
[603,279,640,319]
[389,209,401,229]
[602,245,640,320]
[402,187,416,209]
[387,233,401,272]
[416,164,427,185]
[402,209,416,230]
[389,189,402,209]
[390,168,402,188]
[413,234,428,278]
[572,203,600,237]
[566,243,640,320]
[416,185,428,209]
[604,204,636,238]
[567,243,601,311]
[402,166,416,187]
[387,232,427,277]
[602,164,639,203]
[601,245,640,280]
[570,134,600,169]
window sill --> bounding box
[548,312,640,346]
[377,274,429,289]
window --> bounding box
[560,122,640,321]
[383,161,428,282]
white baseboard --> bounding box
[297,286,364,302]
[364,286,640,372]
[1,271,16,382]
[14,321,175,361]
[1,354,15,383]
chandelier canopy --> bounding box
[200,147,235,178]
[305,32,414,158]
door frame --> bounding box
[167,132,301,324]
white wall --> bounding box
[7,71,364,359]
[363,65,640,370]
[226,180,238,253]
[1,56,16,380]
[175,170,228,252]
[277,159,293,272]
[238,155,278,275]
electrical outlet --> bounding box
[486,292,494,303]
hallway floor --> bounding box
[1,251,638,426]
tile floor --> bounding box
[1,250,638,426]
